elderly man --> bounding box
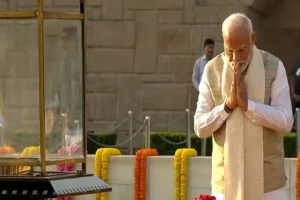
[194,13,293,200]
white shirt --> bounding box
[194,61,293,199]
[192,55,209,91]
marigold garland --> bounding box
[134,149,144,200]
[55,161,75,200]
[94,148,106,200]
[95,148,106,177]
[134,148,158,200]
[296,153,300,200]
[140,149,158,200]
[21,146,48,157]
[173,148,197,200]
[94,148,121,200]
[195,194,216,200]
[174,149,184,200]
[100,148,121,200]
[181,149,197,200]
[55,145,82,200]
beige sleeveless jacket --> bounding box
[205,50,286,194]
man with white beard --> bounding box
[194,13,293,200]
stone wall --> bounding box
[84,0,255,148]
[257,0,300,72]
[0,19,39,133]
[0,0,298,150]
[85,0,248,133]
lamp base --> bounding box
[0,172,112,199]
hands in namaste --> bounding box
[226,63,248,112]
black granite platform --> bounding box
[0,172,112,199]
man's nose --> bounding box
[233,52,241,62]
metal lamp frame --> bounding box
[0,0,87,175]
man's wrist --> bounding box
[224,103,233,113]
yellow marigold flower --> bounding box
[21,146,48,157]
[174,149,185,200]
[180,149,197,200]
[173,148,197,200]
[94,148,107,200]
[100,148,121,200]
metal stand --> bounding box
[201,138,207,156]
[129,111,133,155]
[186,109,191,148]
[145,116,151,149]
[0,124,3,146]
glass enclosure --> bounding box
[0,19,40,156]
[0,0,86,174]
[44,20,84,159]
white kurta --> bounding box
[194,60,294,199]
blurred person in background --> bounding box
[192,38,215,92]
[290,57,300,131]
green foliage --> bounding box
[87,132,117,154]
[150,132,297,157]
[150,132,188,155]
[284,132,296,157]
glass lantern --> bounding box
[0,0,85,173]
[0,0,110,199]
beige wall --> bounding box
[258,0,300,73]
[84,0,250,149]
[0,0,298,149]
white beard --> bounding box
[228,52,252,73]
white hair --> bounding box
[222,13,253,36]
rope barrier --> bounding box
[155,132,194,145]
[132,113,186,129]
[87,122,146,147]
[87,109,194,148]
[85,108,300,154]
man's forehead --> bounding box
[225,45,248,50]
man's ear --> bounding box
[251,31,256,45]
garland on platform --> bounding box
[296,153,300,200]
[94,148,107,200]
[134,149,144,200]
[101,148,121,200]
[194,194,216,200]
[134,148,158,200]
[94,148,121,200]
[174,149,184,200]
[180,149,197,200]
[173,148,197,200]
[140,149,158,200]
[55,145,82,200]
